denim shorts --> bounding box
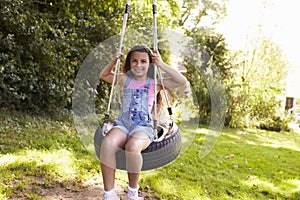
[112,125,155,142]
[113,112,155,142]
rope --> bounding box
[102,0,131,134]
[152,0,173,135]
[152,0,158,140]
[157,67,174,124]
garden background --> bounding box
[1,0,299,199]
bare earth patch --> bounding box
[40,184,119,200]
[9,176,159,200]
[40,184,159,200]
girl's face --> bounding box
[129,51,150,80]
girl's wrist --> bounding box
[113,58,118,63]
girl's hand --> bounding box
[151,49,188,89]
[114,48,123,61]
[152,50,164,66]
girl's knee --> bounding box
[125,132,151,153]
[101,137,119,152]
[101,130,127,151]
[124,143,140,153]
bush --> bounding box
[0,0,121,113]
[259,115,291,132]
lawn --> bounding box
[141,127,300,199]
[0,110,299,199]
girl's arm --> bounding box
[100,49,124,84]
[152,50,187,89]
[99,58,118,83]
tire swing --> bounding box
[94,0,181,171]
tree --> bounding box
[226,36,289,130]
[182,28,229,124]
[177,0,229,124]
[0,0,124,113]
[179,0,227,29]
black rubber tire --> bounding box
[94,124,181,171]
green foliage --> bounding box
[0,0,123,113]
[182,28,230,124]
[174,0,229,126]
[226,37,289,130]
[179,0,227,28]
[259,114,292,132]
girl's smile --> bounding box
[130,51,150,80]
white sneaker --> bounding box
[127,187,144,200]
[103,190,120,200]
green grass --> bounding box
[0,110,102,199]
[1,110,300,199]
[141,128,300,199]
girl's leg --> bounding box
[100,128,127,191]
[124,131,151,188]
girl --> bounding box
[99,44,187,200]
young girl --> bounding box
[99,44,187,200]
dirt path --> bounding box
[9,173,159,200]
[39,181,159,200]
[41,184,123,200]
